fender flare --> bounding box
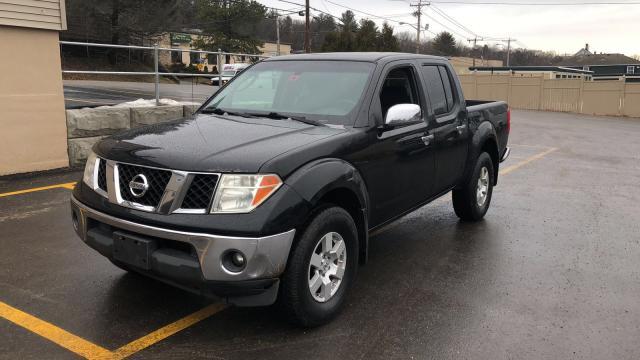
[463,121,500,186]
[284,158,370,264]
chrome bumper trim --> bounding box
[71,196,295,281]
[500,147,511,163]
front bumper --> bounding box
[71,195,295,305]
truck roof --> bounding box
[265,52,446,63]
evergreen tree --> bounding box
[432,31,458,56]
[378,23,399,52]
[192,0,266,54]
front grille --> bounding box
[97,159,107,192]
[181,174,219,209]
[117,164,172,207]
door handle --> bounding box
[456,124,467,135]
[421,134,434,146]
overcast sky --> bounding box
[259,0,640,56]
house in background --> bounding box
[0,0,69,175]
[561,43,640,82]
[153,31,292,72]
[570,64,640,82]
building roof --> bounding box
[265,52,446,63]
[555,53,640,66]
[469,66,593,74]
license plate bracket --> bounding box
[113,231,157,270]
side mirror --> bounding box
[385,104,422,128]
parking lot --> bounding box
[1,109,640,359]
[64,80,217,108]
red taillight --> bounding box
[506,108,511,134]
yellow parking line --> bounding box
[0,145,558,358]
[112,303,226,359]
[66,97,120,105]
[0,182,77,198]
[500,147,558,175]
[372,147,557,238]
[0,300,113,360]
[0,300,226,360]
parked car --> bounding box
[211,63,250,86]
[71,53,510,327]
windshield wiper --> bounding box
[255,112,325,127]
[201,107,257,118]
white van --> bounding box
[211,63,250,86]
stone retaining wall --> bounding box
[67,104,200,168]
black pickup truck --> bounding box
[71,53,510,327]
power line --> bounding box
[429,4,477,37]
[276,0,344,22]
[324,0,409,24]
[427,1,640,5]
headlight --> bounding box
[210,174,282,213]
[82,151,98,188]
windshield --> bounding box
[221,70,237,76]
[203,60,374,125]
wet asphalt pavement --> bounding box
[64,80,217,108]
[1,110,640,359]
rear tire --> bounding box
[280,206,358,327]
[453,152,494,222]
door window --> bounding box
[379,67,421,119]
[439,66,455,112]
[421,66,448,116]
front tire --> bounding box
[280,206,358,327]
[452,152,495,221]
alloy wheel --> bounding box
[307,232,347,303]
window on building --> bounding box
[207,53,217,65]
[190,52,200,64]
[171,49,181,63]
[627,66,635,75]
[556,74,561,79]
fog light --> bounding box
[222,250,247,273]
[231,252,245,267]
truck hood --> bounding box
[95,113,347,173]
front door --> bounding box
[360,63,437,227]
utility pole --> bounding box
[467,37,485,67]
[468,37,516,67]
[304,0,311,53]
[275,11,281,56]
[505,37,514,67]
[472,37,477,67]
[410,1,428,54]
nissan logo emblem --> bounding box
[128,174,149,198]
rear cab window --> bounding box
[420,65,457,121]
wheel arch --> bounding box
[284,158,370,265]
[463,121,500,186]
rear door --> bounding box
[419,64,469,194]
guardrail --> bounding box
[60,41,271,105]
